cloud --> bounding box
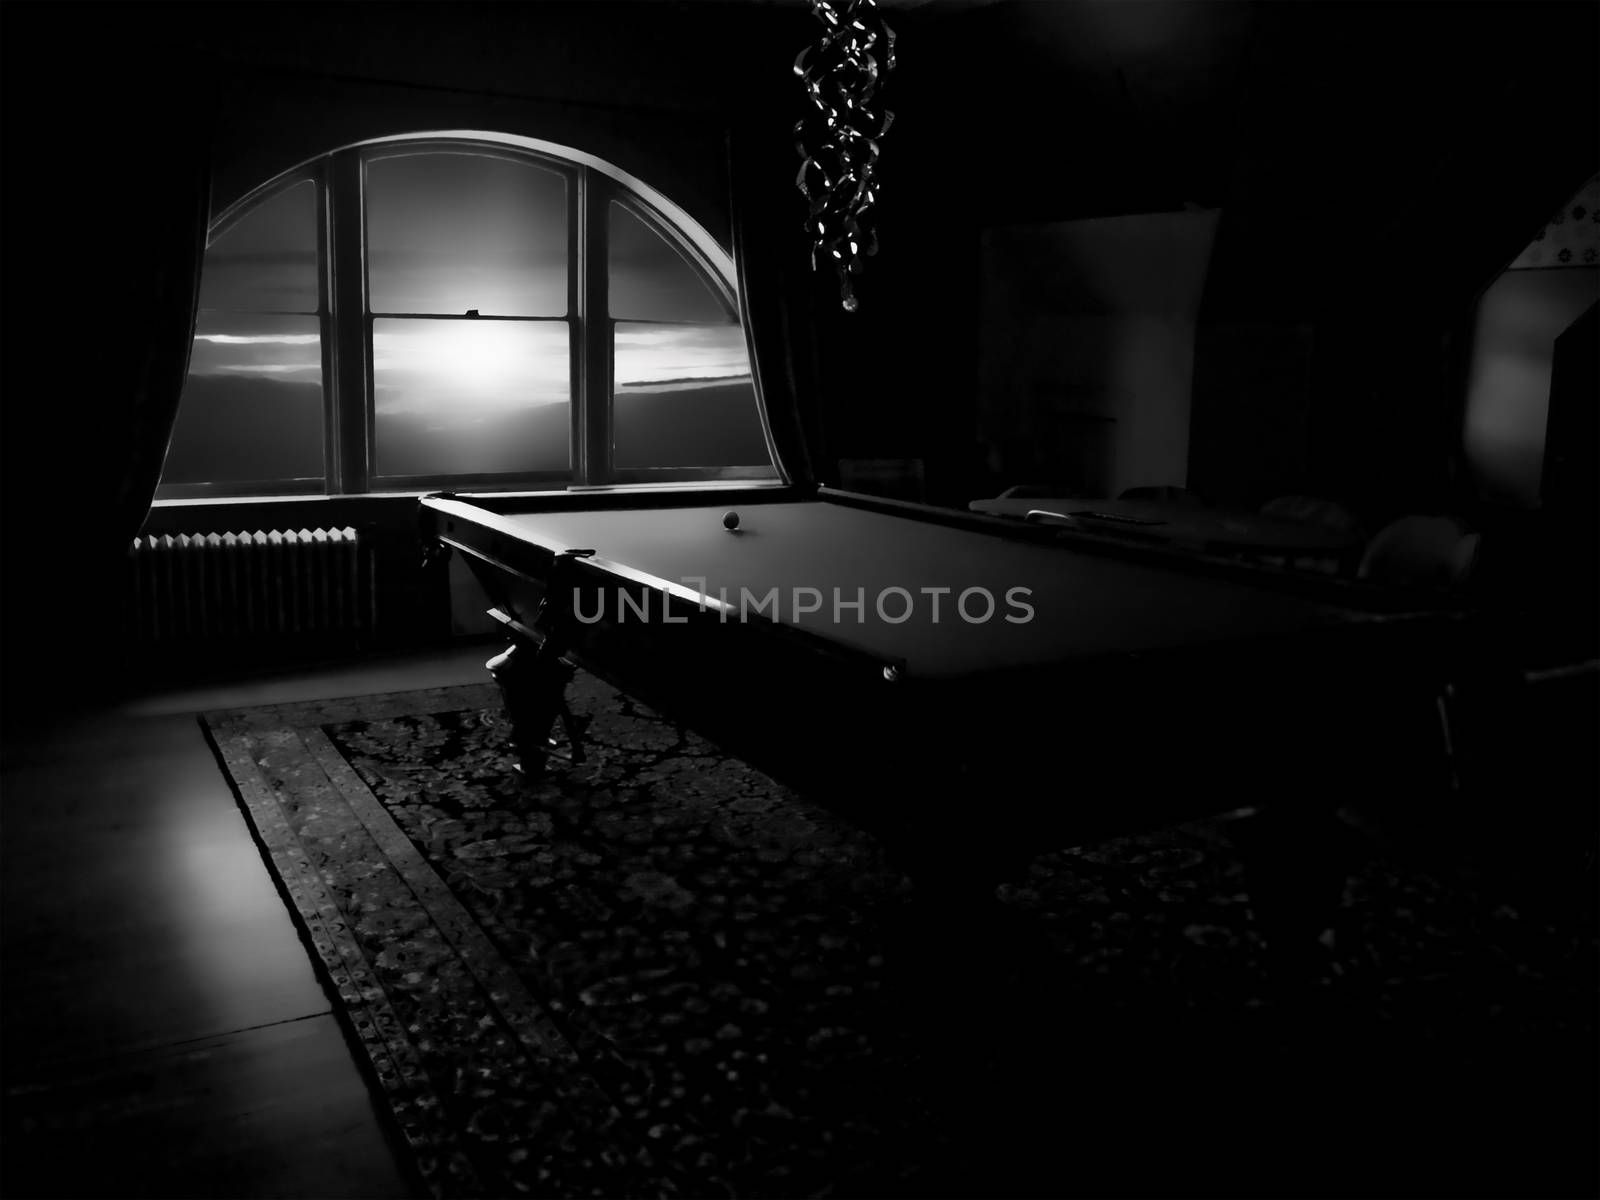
[211,364,322,375]
[196,333,320,345]
[613,323,750,385]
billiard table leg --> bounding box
[486,640,587,777]
[886,826,1035,994]
[878,827,1056,1116]
[485,547,598,777]
[1232,797,1359,1012]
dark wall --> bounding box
[818,1,1598,522]
[190,3,799,246]
[1192,2,1597,524]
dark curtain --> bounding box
[2,14,213,714]
[727,121,826,492]
[108,153,212,556]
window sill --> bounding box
[150,491,435,508]
[149,478,789,509]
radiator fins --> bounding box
[127,527,374,646]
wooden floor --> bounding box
[1,644,496,1200]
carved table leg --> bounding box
[486,640,577,778]
[1232,797,1357,1016]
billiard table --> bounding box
[420,486,1468,930]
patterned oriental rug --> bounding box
[204,677,1596,1199]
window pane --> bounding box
[609,202,730,323]
[613,323,768,468]
[373,318,570,477]
[161,314,323,486]
[367,153,567,317]
[198,180,319,313]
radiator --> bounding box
[128,527,374,644]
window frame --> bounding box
[605,195,775,485]
[358,141,578,493]
[155,130,784,503]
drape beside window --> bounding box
[727,124,824,491]
[112,151,212,557]
[0,39,213,711]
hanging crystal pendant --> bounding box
[794,0,896,313]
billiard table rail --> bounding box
[424,495,912,683]
[817,487,1470,617]
[425,488,1472,621]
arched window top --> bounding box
[162,129,780,500]
[208,129,738,295]
[355,131,736,287]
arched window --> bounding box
[158,131,780,499]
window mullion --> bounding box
[313,165,338,494]
[578,170,613,485]
[328,152,369,494]
[569,167,584,483]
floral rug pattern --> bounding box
[204,676,1596,1199]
